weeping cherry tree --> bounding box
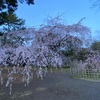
[0,16,91,94]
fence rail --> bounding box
[70,67,100,80]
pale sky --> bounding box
[16,0,100,40]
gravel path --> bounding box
[0,71,100,100]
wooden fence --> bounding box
[70,67,100,80]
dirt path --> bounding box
[0,71,100,100]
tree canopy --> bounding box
[0,16,91,67]
[0,0,34,29]
[0,0,34,13]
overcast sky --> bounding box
[16,0,100,40]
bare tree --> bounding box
[91,0,100,9]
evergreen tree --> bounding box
[1,12,25,33]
